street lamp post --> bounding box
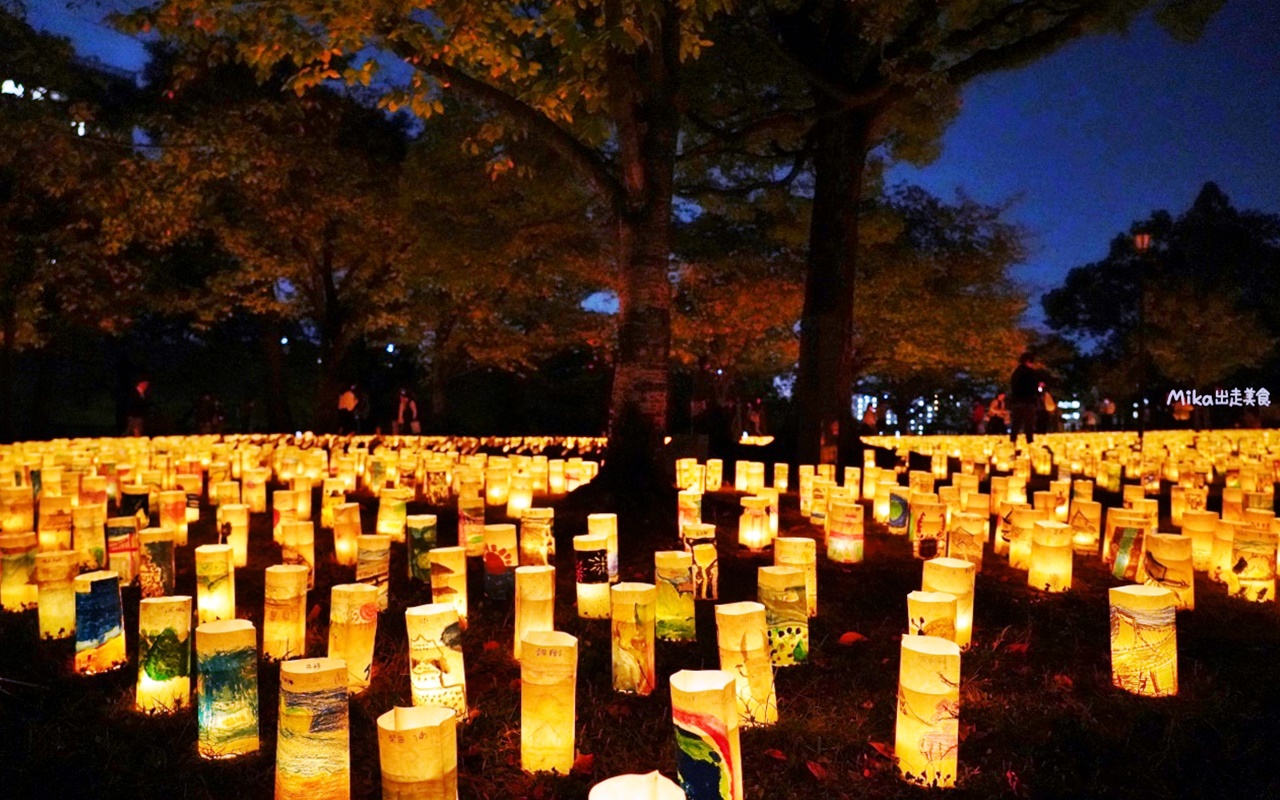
[1133,232,1152,448]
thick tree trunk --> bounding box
[795,106,872,468]
[0,300,15,443]
[314,336,345,433]
[260,320,293,431]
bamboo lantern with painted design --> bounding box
[1210,519,1242,584]
[320,479,345,531]
[826,499,864,563]
[911,500,947,560]
[586,513,619,584]
[922,557,975,650]
[714,602,776,727]
[677,490,702,546]
[332,503,361,567]
[737,496,770,552]
[74,570,126,674]
[1006,507,1047,570]
[1,531,38,610]
[692,542,719,601]
[611,582,657,695]
[887,483,910,535]
[2,485,34,533]
[263,565,309,661]
[376,488,410,543]
[217,503,250,568]
[907,590,957,640]
[514,566,556,660]
[356,534,391,610]
[589,771,685,800]
[519,507,554,566]
[239,468,268,514]
[377,705,458,799]
[655,550,695,642]
[196,619,259,759]
[281,520,316,590]
[428,546,468,627]
[35,549,78,638]
[758,566,808,666]
[273,490,297,544]
[196,544,236,623]
[1227,526,1277,602]
[1144,533,1194,610]
[457,479,485,557]
[521,630,578,774]
[1028,521,1073,593]
[773,463,789,492]
[1222,487,1243,521]
[670,669,743,800]
[861,465,879,502]
[774,537,817,617]
[74,505,106,570]
[105,515,139,585]
[37,495,73,552]
[946,512,985,571]
[328,583,378,692]
[406,603,467,719]
[574,533,611,618]
[1068,499,1102,555]
[506,473,534,519]
[482,523,518,601]
[274,658,350,800]
[1109,585,1177,697]
[896,635,961,787]
[136,595,192,712]
[405,514,437,582]
[291,476,313,521]
[1181,510,1218,571]
[158,490,187,546]
[705,458,723,490]
[1105,512,1151,582]
[139,527,176,598]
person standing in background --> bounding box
[337,384,358,434]
[1009,352,1042,444]
[125,377,152,437]
[395,388,420,434]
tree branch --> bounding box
[945,7,1103,83]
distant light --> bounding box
[280,336,289,345]
[316,358,322,364]
[716,369,723,375]
[386,344,395,354]
[2,80,23,97]
[1134,232,1152,253]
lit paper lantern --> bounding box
[320,480,345,531]
[2,485,35,533]
[521,630,578,774]
[895,635,961,787]
[457,485,485,557]
[1068,499,1102,555]
[1104,512,1151,582]
[757,566,808,666]
[136,595,192,713]
[1007,507,1047,570]
[1109,585,1177,696]
[485,462,511,507]
[887,484,910,535]
[911,500,947,560]
[139,527,176,598]
[798,466,814,516]
[240,468,268,513]
[1210,520,1241,584]
[377,705,458,799]
[275,658,350,800]
[826,500,864,563]
[218,503,250,567]
[176,473,201,524]
[196,619,259,759]
[158,490,188,546]
[574,533,611,618]
[0,531,38,610]
[655,550,696,643]
[809,478,833,526]
[678,490,702,546]
[737,496,770,552]
[670,669,742,800]
[120,483,151,527]
[774,463,789,492]
[332,503,361,567]
[946,512,985,571]
[1144,533,1194,609]
[589,771,685,800]
[273,490,298,544]
[1180,510,1218,572]
[693,543,719,601]
[211,480,240,508]
[35,549,78,639]
[519,507,554,566]
[74,570,126,674]
[683,522,716,552]
[263,564,309,661]
[428,546,468,627]
[482,523,518,601]
[588,513,619,584]
[195,544,236,624]
[773,537,816,617]
[1227,526,1276,602]
[37,495,73,552]
[1028,521,1073,593]
[705,459,723,490]
[105,516,140,585]
[507,473,533,519]
[405,603,467,719]
[280,520,316,590]
[921,558,975,650]
[377,488,411,542]
[357,534,391,610]
[290,476,313,521]
[328,583,378,692]
[611,582,657,695]
[714,601,776,726]
[514,565,555,660]
[73,506,106,569]
[401,513,436,583]
[1222,487,1243,521]
[907,590,957,640]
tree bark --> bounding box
[795,105,872,468]
[260,318,293,431]
[0,298,15,443]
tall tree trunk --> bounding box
[0,299,16,443]
[314,336,345,433]
[795,106,872,468]
[260,319,293,431]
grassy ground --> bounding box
[2,480,1279,800]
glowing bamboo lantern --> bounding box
[320,479,345,531]
[404,513,437,583]
[1181,510,1218,572]
[139,527,176,598]
[506,473,533,519]
[1007,507,1047,570]
[896,635,961,787]
[236,468,265,514]
[705,458,723,490]
[1,485,33,533]
[1068,499,1102,555]
[733,460,749,493]
[1028,521,1073,593]
[547,460,566,495]
[587,513,619,584]
[737,496,770,552]
[74,570,126,674]
[482,523,518,600]
[809,478,833,526]
[907,590,957,640]
[773,463,789,492]
[774,537,816,617]
[195,544,236,624]
[714,602,776,726]
[670,670,743,800]
[273,490,297,544]
[887,483,910,535]
[611,582,657,695]
[520,630,578,774]
[1144,533,1194,609]
[377,488,411,542]
[0,531,38,610]
[678,489,702,545]
[574,533,611,618]
[211,480,240,508]
[328,502,359,567]
[406,603,467,718]
[863,465,880,500]
[356,534,391,610]
[325,583,377,693]
[217,503,250,568]
[377,705,457,799]
[1104,511,1151,582]
[282,520,316,590]
[1210,520,1241,584]
[262,564,309,661]
[1222,487,1243,521]
[757,566,808,666]
[911,500,947,560]
[683,522,716,552]
[798,466,814,516]
[647,551,694,644]
[693,543,719,601]
[120,483,151,528]
[1227,526,1276,602]
[519,507,554,566]
[35,549,78,638]
[946,512,985,571]
[589,771,684,800]
[105,515,139,585]
[274,658,350,800]
[513,565,556,660]
[195,619,259,759]
[428,546,468,627]
[136,595,192,712]
[826,499,864,563]
[457,481,485,557]
[1109,585,1177,697]
[37,495,73,552]
[922,557,975,650]
[156,490,187,546]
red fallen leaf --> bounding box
[763,748,787,762]
[806,761,830,781]
[959,722,976,742]
[1006,642,1029,656]
[509,679,523,690]
[1006,769,1020,792]
[307,605,321,623]
[861,700,875,710]
[483,640,501,652]
[467,708,482,723]
[572,752,595,775]
[868,741,895,760]
[838,631,867,646]
[1053,674,1073,690]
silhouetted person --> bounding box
[1009,352,1042,444]
[987,392,1009,435]
[337,384,358,434]
[125,377,152,437]
[395,388,420,434]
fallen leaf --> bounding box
[861,700,875,710]
[763,748,787,762]
[1006,642,1029,656]
[838,631,867,645]
[806,760,829,781]
[572,752,595,775]
[868,741,895,760]
[1052,674,1073,690]
[483,640,500,652]
[467,707,482,723]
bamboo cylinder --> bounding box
[357,534,391,611]
[35,549,78,638]
[587,513,619,584]
[427,546,468,628]
[773,537,816,617]
[195,544,236,624]
[1,531,39,610]
[482,523,518,601]
[196,619,259,759]
[74,570,126,675]
[574,533,611,619]
[670,670,743,800]
[328,583,379,693]
[611,582,657,695]
[655,550,696,643]
[263,565,309,661]
[519,507,555,567]
[895,635,961,787]
[921,558,976,650]
[757,566,808,666]
[1028,521,1073,593]
[714,601,777,727]
[377,705,458,800]
[405,603,467,719]
[275,658,350,800]
[589,771,685,800]
[407,514,438,582]
[1144,533,1195,610]
[907,590,957,640]
[139,527,176,598]
[137,595,192,712]
[521,630,578,774]
[826,500,864,563]
[692,543,719,601]
[1109,585,1178,697]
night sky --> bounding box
[26,0,1280,326]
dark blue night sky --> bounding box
[26,0,1280,325]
